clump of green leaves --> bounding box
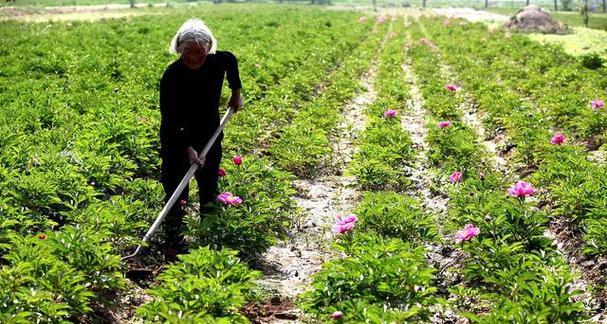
[299,233,438,323]
[186,157,297,259]
[136,247,260,322]
[355,191,438,243]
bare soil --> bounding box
[402,22,466,323]
[251,31,381,322]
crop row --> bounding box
[138,15,385,322]
[417,16,607,271]
[406,18,587,321]
[300,17,443,323]
[0,6,375,322]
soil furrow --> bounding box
[252,34,382,324]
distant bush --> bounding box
[579,52,604,69]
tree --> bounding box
[580,0,589,27]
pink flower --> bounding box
[216,192,243,206]
[550,133,566,145]
[331,311,344,320]
[590,99,605,110]
[376,15,387,24]
[445,84,460,92]
[437,121,452,129]
[455,224,480,243]
[383,109,398,118]
[332,214,357,234]
[217,167,227,177]
[507,181,536,198]
[449,171,463,183]
[233,155,242,166]
[179,199,187,207]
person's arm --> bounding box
[224,51,243,112]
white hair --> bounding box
[169,18,217,55]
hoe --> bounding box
[122,106,234,262]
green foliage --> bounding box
[355,191,438,243]
[299,233,437,322]
[351,20,416,192]
[448,173,550,251]
[351,117,415,191]
[187,157,297,258]
[0,232,120,322]
[137,247,260,322]
[579,52,604,69]
[426,123,486,174]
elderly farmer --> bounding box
[159,18,243,258]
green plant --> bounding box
[136,247,260,322]
[186,157,297,258]
[579,52,604,69]
[355,191,438,243]
[299,233,437,322]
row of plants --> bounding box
[0,6,376,322]
[265,14,381,178]
[182,9,376,257]
[300,17,443,322]
[419,17,607,264]
[406,19,587,322]
[349,18,417,191]
[138,13,387,322]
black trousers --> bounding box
[160,141,222,247]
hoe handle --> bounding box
[122,107,235,260]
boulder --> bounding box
[503,5,567,34]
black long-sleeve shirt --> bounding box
[159,50,241,158]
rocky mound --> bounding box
[504,5,567,34]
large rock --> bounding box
[504,5,567,34]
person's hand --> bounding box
[186,146,204,165]
[228,90,243,112]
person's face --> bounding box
[180,40,209,70]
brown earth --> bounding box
[504,4,568,34]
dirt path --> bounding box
[251,35,380,324]
[400,21,467,323]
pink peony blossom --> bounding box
[550,133,566,145]
[384,109,398,118]
[376,15,387,24]
[437,121,452,129]
[445,84,460,92]
[216,192,243,206]
[331,311,344,320]
[179,199,188,207]
[590,99,605,110]
[217,167,227,177]
[233,155,242,166]
[449,171,463,183]
[455,224,480,243]
[507,181,536,198]
[332,214,357,234]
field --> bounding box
[1,4,607,323]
